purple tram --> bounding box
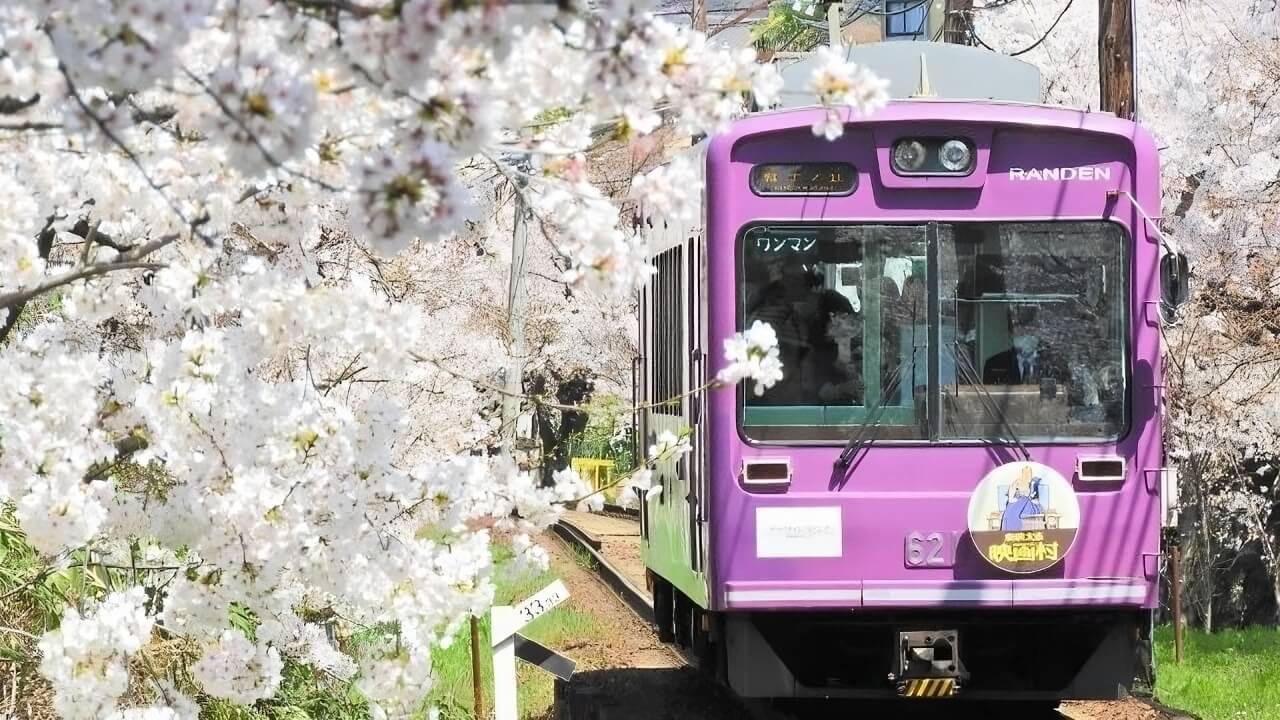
[635,75,1182,705]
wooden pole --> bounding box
[943,0,974,45]
[694,0,708,32]
[1098,0,1137,118]
[1171,544,1184,663]
[470,616,486,718]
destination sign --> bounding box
[750,162,856,196]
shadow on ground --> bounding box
[548,668,1186,720]
[547,667,745,720]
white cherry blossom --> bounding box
[718,320,785,396]
[0,0,893,716]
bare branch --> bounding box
[84,434,150,483]
[0,93,40,115]
[0,226,186,311]
[0,121,62,132]
[0,260,164,311]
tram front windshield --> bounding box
[738,222,1129,443]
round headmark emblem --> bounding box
[967,461,1080,574]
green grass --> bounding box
[428,544,599,719]
[2,520,598,720]
[563,542,598,572]
[1155,625,1280,720]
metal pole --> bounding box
[470,616,485,718]
[500,180,529,457]
[1172,543,1184,663]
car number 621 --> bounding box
[905,531,962,568]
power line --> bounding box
[965,0,1074,56]
[970,0,1024,12]
[842,0,933,18]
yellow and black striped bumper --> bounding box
[899,677,958,698]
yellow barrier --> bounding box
[571,458,616,493]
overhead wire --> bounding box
[965,0,1075,56]
[970,0,1025,12]
[842,0,934,18]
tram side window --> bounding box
[939,222,1129,440]
[652,246,684,416]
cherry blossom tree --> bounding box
[0,1,880,716]
[975,0,1280,625]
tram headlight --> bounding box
[938,139,974,172]
[891,140,928,173]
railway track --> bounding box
[552,513,802,720]
[551,515,693,670]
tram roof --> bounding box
[774,41,1043,106]
[730,98,1141,141]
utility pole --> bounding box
[943,0,974,45]
[500,176,529,458]
[828,2,844,50]
[469,616,485,717]
[1171,542,1185,663]
[694,0,708,32]
[1098,0,1137,118]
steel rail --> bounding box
[552,515,795,720]
[551,518,655,628]
[601,502,639,518]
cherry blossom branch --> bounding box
[179,66,344,193]
[57,68,211,244]
[412,351,728,414]
[0,121,62,132]
[0,218,55,344]
[410,352,585,413]
[273,0,393,18]
[0,93,41,114]
[0,229,181,312]
[0,260,164,311]
[84,434,151,483]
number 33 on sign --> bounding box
[513,580,569,628]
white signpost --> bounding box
[491,579,572,720]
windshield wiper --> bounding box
[833,360,909,470]
[947,340,1031,461]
